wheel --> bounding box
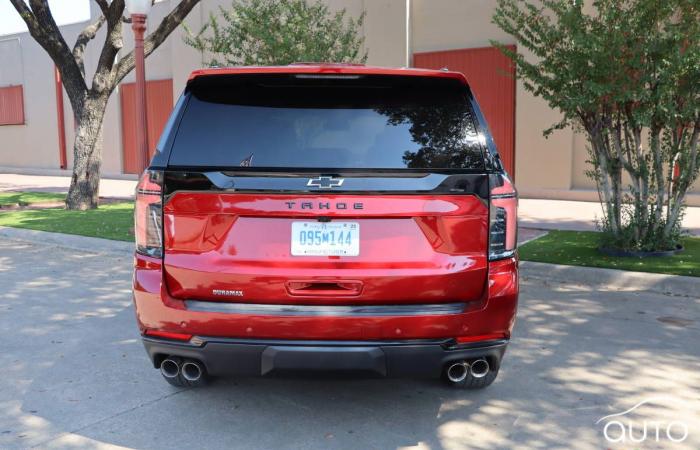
[160,357,209,388]
[442,360,499,389]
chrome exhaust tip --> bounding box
[470,358,490,378]
[446,361,469,383]
[181,360,204,382]
[160,358,180,379]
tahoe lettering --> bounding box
[285,201,364,210]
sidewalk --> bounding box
[2,172,699,235]
[519,198,700,235]
[0,172,136,199]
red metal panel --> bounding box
[145,79,174,161]
[0,85,25,125]
[120,83,138,174]
[120,79,174,174]
[414,47,516,178]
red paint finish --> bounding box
[0,85,25,125]
[133,254,518,341]
[120,79,174,174]
[54,67,67,169]
[162,193,489,304]
[414,47,517,177]
[188,64,469,85]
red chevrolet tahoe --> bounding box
[133,64,518,389]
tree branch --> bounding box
[92,0,127,93]
[10,0,88,104]
[113,0,201,85]
[94,0,110,16]
[8,0,39,32]
[73,15,106,78]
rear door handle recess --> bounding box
[285,280,363,297]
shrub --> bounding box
[493,0,700,252]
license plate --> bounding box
[291,221,360,256]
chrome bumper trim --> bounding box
[184,301,467,316]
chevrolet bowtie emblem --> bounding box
[307,176,344,189]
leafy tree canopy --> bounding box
[185,0,367,66]
[493,0,700,252]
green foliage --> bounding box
[596,207,684,252]
[493,0,700,252]
[184,0,367,66]
[520,230,700,277]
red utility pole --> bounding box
[131,13,149,173]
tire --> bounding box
[160,357,209,388]
[442,361,499,390]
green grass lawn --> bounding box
[0,202,134,241]
[0,191,66,207]
[520,230,700,277]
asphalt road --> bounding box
[1,237,699,450]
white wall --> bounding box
[1,0,694,197]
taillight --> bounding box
[135,170,163,258]
[489,173,517,260]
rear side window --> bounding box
[169,75,485,170]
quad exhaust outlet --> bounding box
[160,358,180,379]
[160,357,206,384]
[446,361,469,383]
[469,358,490,378]
[181,360,204,382]
[445,358,490,383]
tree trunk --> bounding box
[592,131,619,233]
[66,95,108,210]
[650,129,665,225]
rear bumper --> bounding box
[133,256,519,342]
[142,336,508,378]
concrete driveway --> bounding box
[1,236,699,450]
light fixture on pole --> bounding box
[125,0,152,173]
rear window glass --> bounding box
[169,75,485,170]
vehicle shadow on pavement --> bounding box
[1,240,699,449]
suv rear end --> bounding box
[133,64,518,389]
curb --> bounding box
[520,260,700,298]
[0,226,133,255]
[517,228,548,246]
